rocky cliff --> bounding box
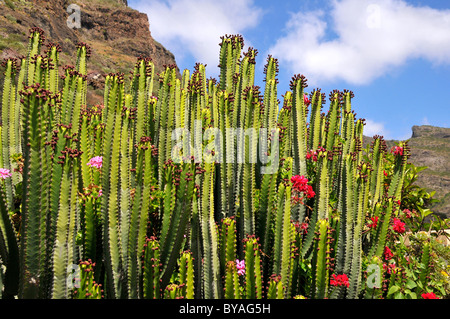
[408,125,450,219]
[365,125,450,219]
[0,0,179,104]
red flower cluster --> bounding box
[392,218,405,234]
[306,149,318,162]
[421,292,438,299]
[291,175,315,199]
[384,246,394,260]
[367,216,378,229]
[303,93,310,106]
[330,274,349,288]
[391,146,403,156]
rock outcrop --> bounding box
[0,0,179,104]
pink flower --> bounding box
[236,259,245,276]
[0,168,12,179]
[330,274,349,288]
[403,209,412,219]
[87,156,102,169]
[98,189,102,198]
[421,292,438,299]
[392,218,405,234]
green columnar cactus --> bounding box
[277,92,292,159]
[43,42,61,94]
[0,173,19,298]
[307,89,325,152]
[216,90,235,217]
[289,74,308,181]
[179,250,195,299]
[240,85,262,236]
[79,185,102,264]
[301,150,329,259]
[25,28,45,86]
[51,144,82,299]
[324,90,342,152]
[272,157,293,286]
[243,235,263,299]
[142,236,161,299]
[219,216,237,274]
[218,34,244,94]
[159,161,196,291]
[1,58,18,210]
[224,260,242,299]
[289,74,308,224]
[346,162,371,299]
[368,198,394,259]
[369,136,386,207]
[289,221,304,298]
[19,84,54,298]
[266,274,284,299]
[73,260,103,299]
[164,283,184,299]
[199,161,222,298]
[418,240,431,289]
[128,135,157,298]
[100,72,128,298]
[310,218,331,299]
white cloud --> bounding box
[269,0,450,86]
[132,0,263,73]
[363,119,390,138]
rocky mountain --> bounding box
[0,0,179,104]
[407,125,450,219]
[365,125,450,220]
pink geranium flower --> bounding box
[236,259,245,276]
[87,156,102,169]
[0,168,12,179]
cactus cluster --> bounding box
[0,28,424,299]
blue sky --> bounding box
[128,0,450,140]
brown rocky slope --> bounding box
[0,0,179,104]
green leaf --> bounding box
[387,285,400,296]
[406,279,417,290]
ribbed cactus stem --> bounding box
[224,260,242,299]
[179,250,195,299]
[243,235,263,299]
[266,274,284,299]
[73,260,103,299]
[311,219,331,299]
[142,236,161,299]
